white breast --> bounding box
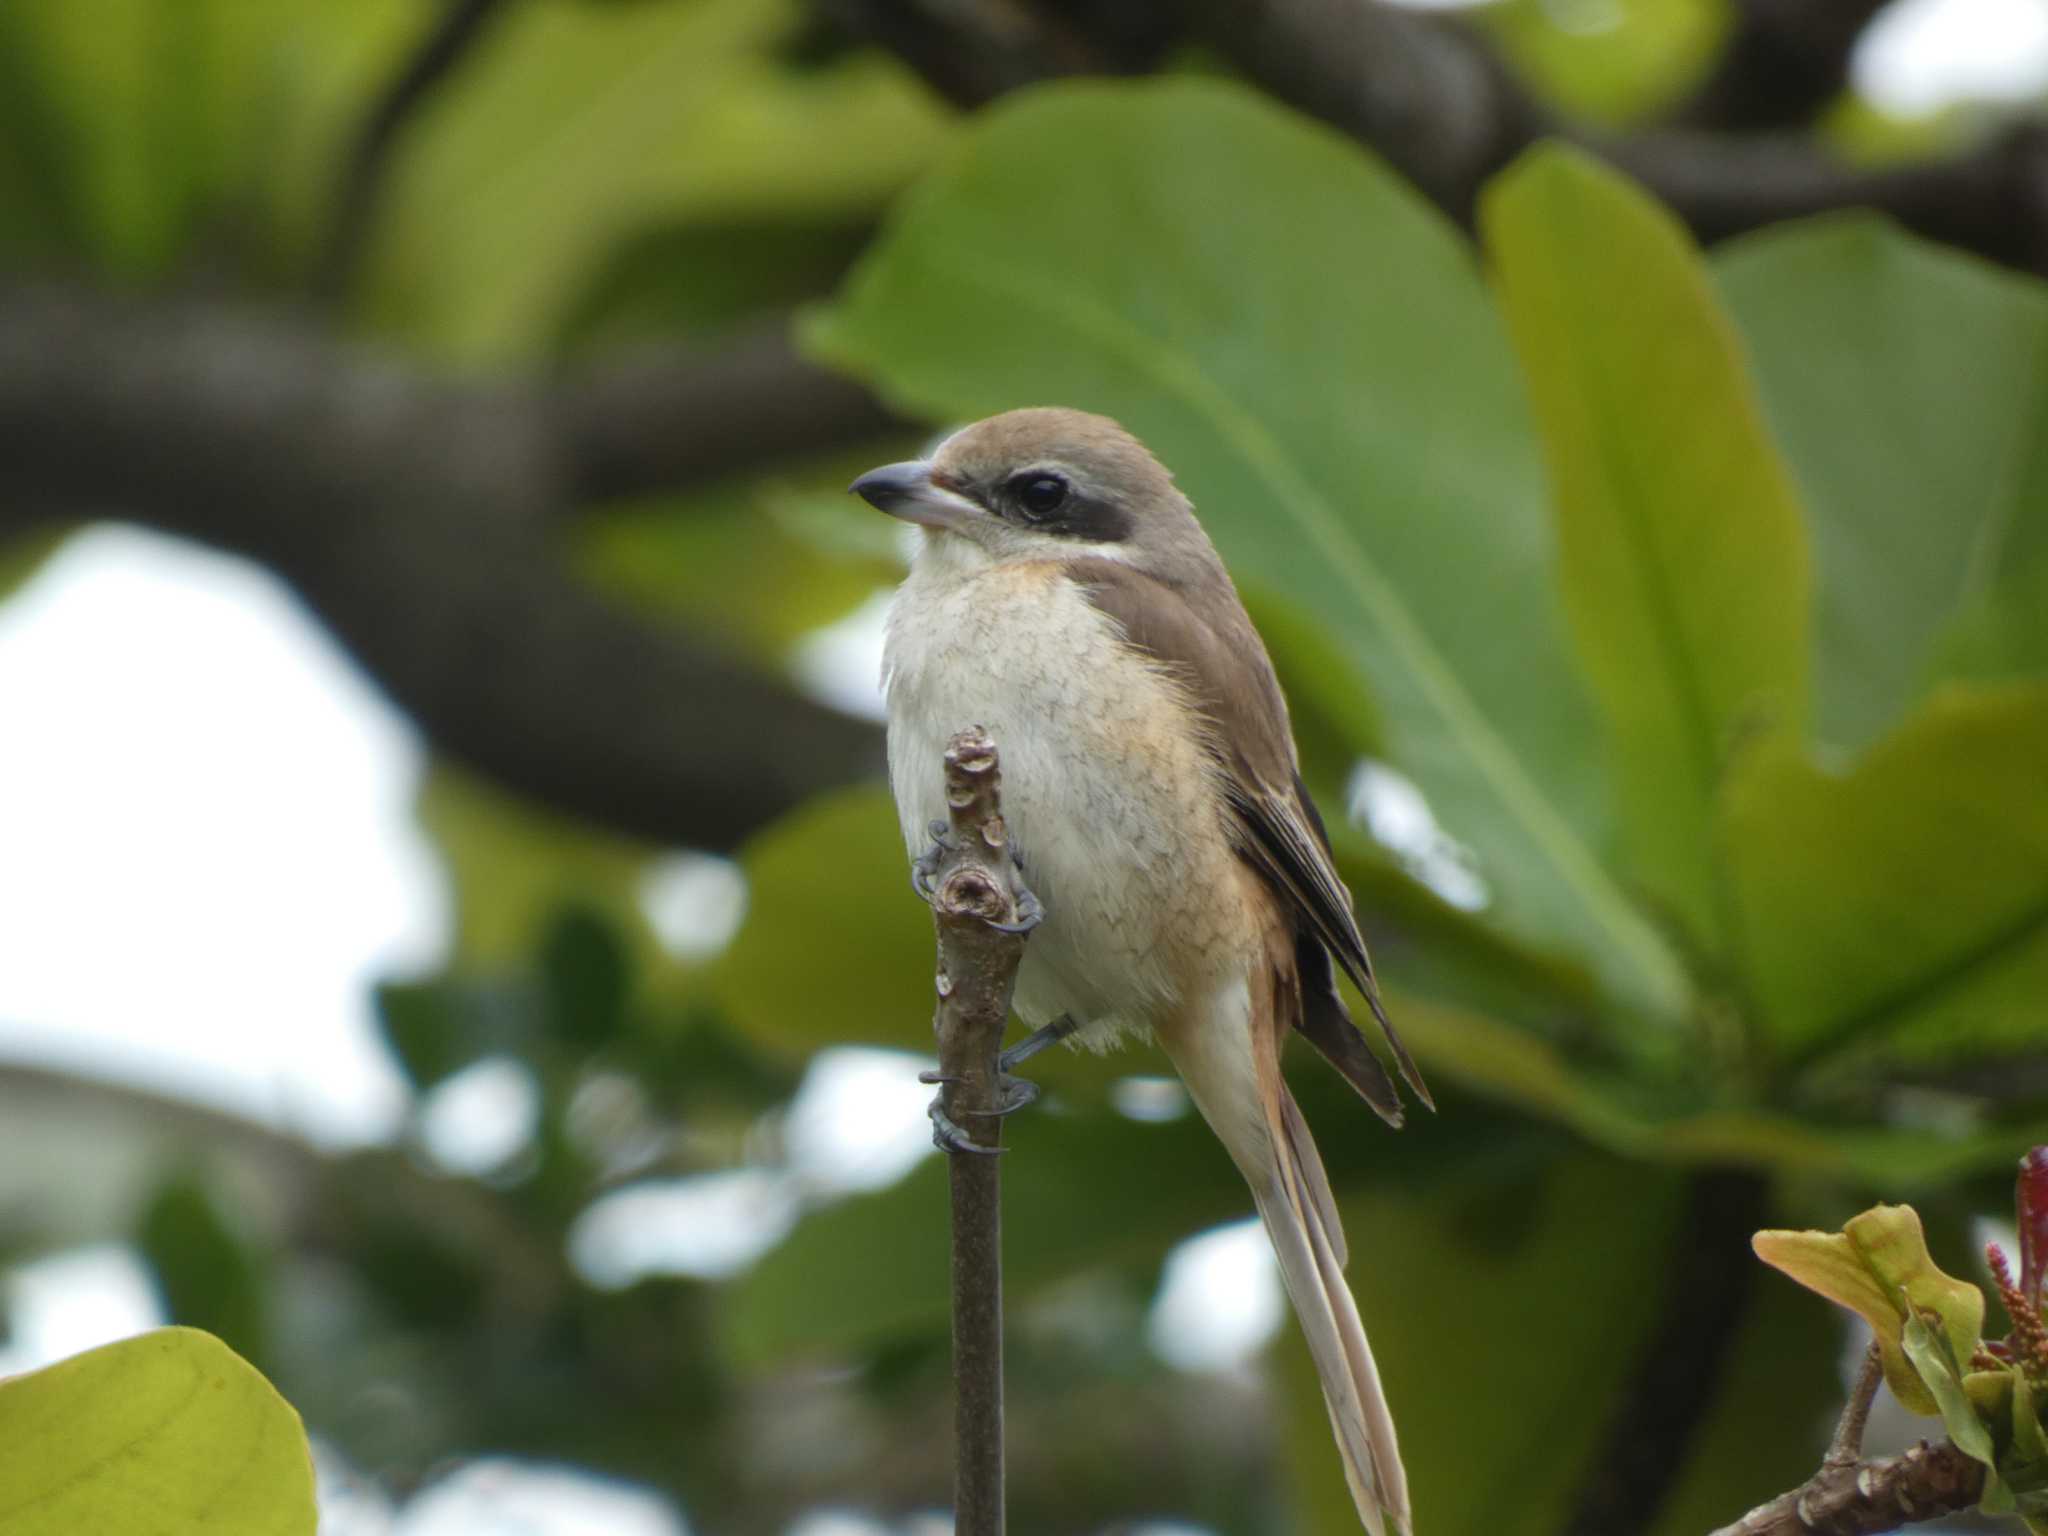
[882,542,1260,1046]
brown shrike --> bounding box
[853,407,1429,1536]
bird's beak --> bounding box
[848,460,982,531]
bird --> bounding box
[852,406,1430,1536]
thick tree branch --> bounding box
[839,0,2048,279]
[1709,1437,1986,1536]
[0,286,893,851]
[1674,0,1893,132]
[1564,1169,1769,1535]
[315,0,519,305]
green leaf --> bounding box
[1752,1203,1983,1414]
[357,0,951,362]
[812,78,1689,1034]
[136,1178,270,1372]
[1902,1310,2003,1503]
[416,763,663,976]
[1283,1149,1685,1536]
[1647,1275,1843,1536]
[573,445,907,666]
[551,215,875,355]
[540,903,631,1052]
[711,782,933,1054]
[1716,216,2048,748]
[1722,683,2048,1063]
[1472,0,1725,128]
[0,1327,315,1535]
[1483,145,1810,950]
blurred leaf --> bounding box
[1284,1148,1683,1536]
[0,0,387,281]
[552,215,874,354]
[712,782,932,1053]
[813,78,1691,1034]
[1484,145,1810,949]
[137,1176,270,1372]
[376,977,510,1090]
[417,763,662,975]
[1715,216,2048,748]
[1473,0,1726,127]
[541,903,631,1053]
[358,0,951,362]
[0,526,70,606]
[1941,557,2048,685]
[0,1327,314,1535]
[1722,683,2048,1064]
[1752,1203,1983,1414]
[574,445,906,666]
[1647,1275,1841,1536]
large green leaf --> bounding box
[1723,682,2048,1064]
[811,79,1689,1034]
[1483,146,1810,951]
[357,0,950,362]
[1283,1149,1683,1536]
[0,1328,315,1535]
[1715,216,2048,748]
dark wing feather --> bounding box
[1065,557,1431,1118]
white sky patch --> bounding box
[1147,1219,1284,1374]
[0,1244,165,1377]
[568,1168,802,1288]
[416,1056,542,1178]
[791,589,893,720]
[1347,760,1488,911]
[1111,1075,1191,1123]
[1855,0,2048,114]
[393,1459,687,1536]
[781,1047,938,1197]
[639,852,748,963]
[0,527,447,1146]
[785,1514,894,1536]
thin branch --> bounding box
[920,728,1039,1536]
[1823,1343,1886,1472]
[314,0,519,305]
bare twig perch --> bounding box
[917,728,1040,1536]
[1709,1344,1987,1536]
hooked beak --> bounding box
[848,460,982,530]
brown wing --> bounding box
[1065,557,1431,1120]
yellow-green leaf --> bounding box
[1483,144,1809,950]
[1753,1204,1983,1415]
[1723,683,2048,1063]
[0,1327,315,1535]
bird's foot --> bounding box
[910,819,951,904]
[986,885,1045,935]
[917,1066,1041,1152]
[1000,1015,1079,1071]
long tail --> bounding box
[1166,996,1410,1535]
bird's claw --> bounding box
[921,1066,1039,1150]
[909,822,953,904]
[927,1097,1003,1155]
[987,886,1044,935]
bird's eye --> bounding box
[1011,473,1069,519]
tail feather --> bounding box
[1255,1087,1409,1536]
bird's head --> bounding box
[850,407,1204,570]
